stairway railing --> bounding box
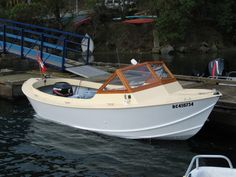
[0,18,90,70]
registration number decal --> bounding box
[172,102,194,109]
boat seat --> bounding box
[71,87,96,99]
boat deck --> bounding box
[176,75,236,128]
[176,75,236,109]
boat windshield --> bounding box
[97,61,176,93]
[122,65,157,88]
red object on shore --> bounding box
[36,55,46,74]
[122,18,154,24]
[74,17,91,27]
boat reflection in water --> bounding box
[22,61,221,140]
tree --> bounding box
[9,2,44,23]
[34,0,73,29]
[140,0,236,44]
[155,0,197,43]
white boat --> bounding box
[22,61,221,140]
[184,155,236,177]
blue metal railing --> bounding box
[0,18,91,70]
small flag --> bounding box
[36,55,46,74]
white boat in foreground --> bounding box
[22,61,221,140]
[184,155,236,177]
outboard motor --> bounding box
[53,82,73,97]
[208,58,224,77]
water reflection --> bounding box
[94,49,236,76]
[0,99,33,147]
[25,117,195,177]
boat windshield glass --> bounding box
[102,75,126,91]
[122,65,156,88]
[150,63,169,79]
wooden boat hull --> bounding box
[26,95,219,140]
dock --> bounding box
[0,72,40,99]
[176,75,236,128]
[0,69,73,100]
[176,75,236,110]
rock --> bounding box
[153,29,160,49]
[199,46,210,53]
[211,43,218,53]
[152,47,160,53]
[201,41,209,47]
[105,41,116,49]
[177,46,187,53]
[199,42,210,53]
[160,44,174,55]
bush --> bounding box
[9,3,44,24]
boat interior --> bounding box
[39,85,97,99]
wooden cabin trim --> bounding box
[146,63,161,82]
[96,72,116,93]
[116,69,133,93]
[161,78,176,84]
[162,63,175,79]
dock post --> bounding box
[40,33,44,60]
[20,28,24,58]
[86,36,90,65]
[3,24,6,54]
[62,38,66,71]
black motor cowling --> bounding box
[53,82,73,97]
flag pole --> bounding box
[35,47,46,79]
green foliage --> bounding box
[0,0,9,18]
[1,0,236,44]
[0,1,7,8]
[214,0,236,34]
[84,0,97,9]
[36,0,69,17]
[0,7,8,18]
[9,3,44,23]
[33,0,73,29]
[154,0,196,43]
[140,0,236,43]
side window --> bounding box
[150,64,169,78]
[102,75,126,92]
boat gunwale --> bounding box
[22,78,221,109]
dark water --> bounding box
[0,99,236,177]
[94,49,236,75]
